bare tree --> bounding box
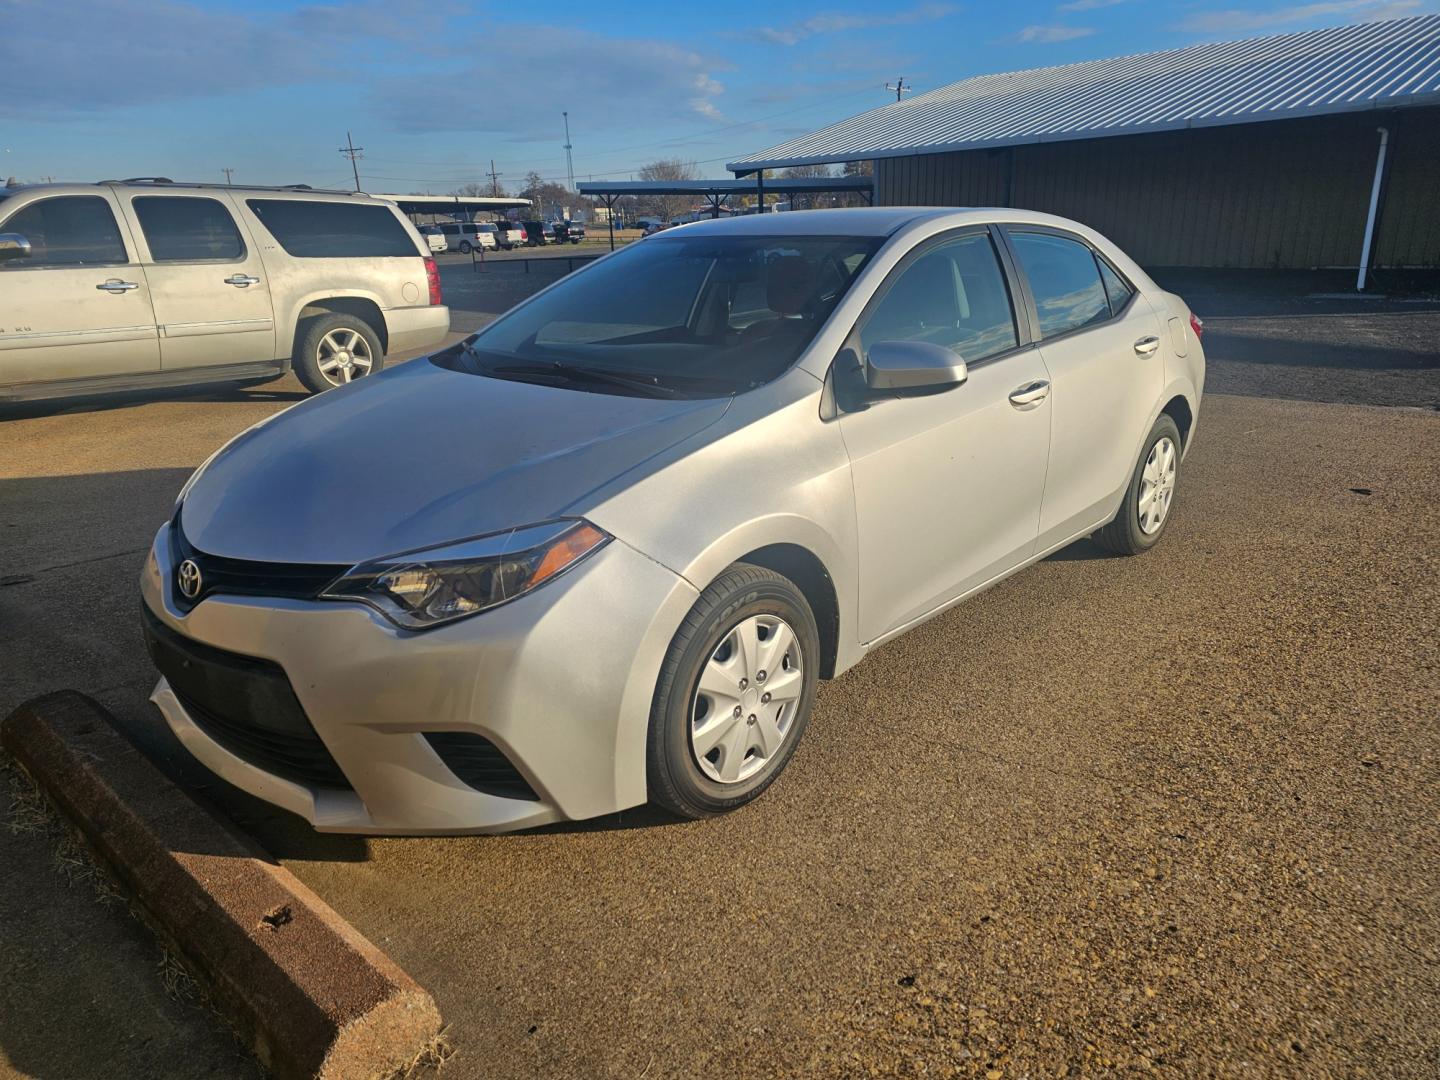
[781,162,832,210]
[637,159,698,222]
[516,171,573,219]
[451,182,491,197]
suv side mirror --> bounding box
[0,233,33,264]
[866,340,968,393]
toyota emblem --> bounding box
[177,559,203,599]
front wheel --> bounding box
[292,314,384,393]
[647,564,820,819]
[1093,413,1183,555]
[458,241,473,254]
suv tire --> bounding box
[647,564,820,819]
[293,313,384,393]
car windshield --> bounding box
[442,233,881,398]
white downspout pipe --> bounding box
[1356,127,1390,292]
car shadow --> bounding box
[1045,536,1124,562]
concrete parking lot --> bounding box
[2,269,1437,1078]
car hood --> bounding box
[179,355,731,565]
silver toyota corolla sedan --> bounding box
[141,208,1205,835]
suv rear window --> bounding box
[133,196,245,262]
[245,199,418,258]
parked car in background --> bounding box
[521,220,555,246]
[554,221,586,244]
[494,220,525,250]
[642,222,671,237]
[0,179,448,401]
[140,207,1203,834]
[437,222,495,254]
[418,225,448,253]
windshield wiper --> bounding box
[484,360,680,398]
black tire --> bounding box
[291,313,384,394]
[458,240,473,254]
[647,563,820,819]
[1093,413,1183,556]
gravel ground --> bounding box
[2,270,1437,1079]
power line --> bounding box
[338,131,364,191]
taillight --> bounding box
[1189,312,1204,339]
[424,256,443,307]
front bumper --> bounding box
[141,522,697,834]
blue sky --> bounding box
[0,0,1429,190]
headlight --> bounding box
[320,520,609,630]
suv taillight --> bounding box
[1189,313,1204,339]
[424,256,443,307]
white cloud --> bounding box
[0,0,447,116]
[1013,23,1099,41]
[1179,0,1424,32]
[748,3,959,45]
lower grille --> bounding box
[424,732,539,801]
[142,605,350,790]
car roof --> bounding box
[669,206,1096,238]
[1,180,386,204]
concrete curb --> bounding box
[1,690,442,1080]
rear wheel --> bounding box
[647,564,819,819]
[292,313,384,393]
[1093,413,1182,555]
[458,240,473,254]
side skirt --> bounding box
[0,359,289,403]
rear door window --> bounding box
[1009,231,1109,338]
[0,195,128,268]
[133,196,245,262]
[246,200,418,257]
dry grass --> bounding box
[3,753,124,906]
[379,1026,457,1080]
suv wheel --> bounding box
[458,240,473,254]
[293,313,384,393]
[647,564,820,819]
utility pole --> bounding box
[221,167,234,185]
[885,77,911,102]
[487,160,503,197]
[338,132,363,191]
[562,111,576,192]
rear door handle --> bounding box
[1134,335,1160,356]
[1008,380,1051,409]
[96,279,140,293]
[224,274,260,288]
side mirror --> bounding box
[865,340,968,393]
[0,233,32,264]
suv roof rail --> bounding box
[94,178,366,196]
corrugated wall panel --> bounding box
[876,107,1439,268]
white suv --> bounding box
[0,179,450,400]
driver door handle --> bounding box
[95,279,140,293]
[1008,380,1051,409]
[224,274,260,287]
[1134,335,1161,356]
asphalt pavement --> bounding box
[2,270,1437,1078]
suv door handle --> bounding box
[1134,335,1160,356]
[224,274,260,288]
[96,279,140,293]
[1008,380,1051,409]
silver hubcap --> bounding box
[1138,436,1177,535]
[689,614,804,785]
[317,328,373,386]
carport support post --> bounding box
[603,194,618,251]
[1356,126,1390,292]
[755,171,766,213]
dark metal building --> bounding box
[729,16,1440,276]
